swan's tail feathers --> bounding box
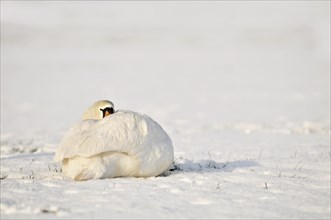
[60,152,141,181]
[61,157,106,181]
[74,169,98,181]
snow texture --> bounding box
[1,1,330,219]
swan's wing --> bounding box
[54,111,173,164]
[54,119,97,161]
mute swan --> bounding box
[54,100,174,181]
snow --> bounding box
[1,1,330,219]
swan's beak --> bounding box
[101,107,114,118]
[104,110,111,117]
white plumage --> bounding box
[54,100,174,181]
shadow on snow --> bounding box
[170,158,259,173]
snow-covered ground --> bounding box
[1,1,330,219]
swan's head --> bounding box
[82,100,115,120]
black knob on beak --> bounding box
[100,107,114,118]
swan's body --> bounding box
[54,101,174,181]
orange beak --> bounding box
[101,107,114,118]
[104,111,111,117]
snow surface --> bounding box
[1,1,330,219]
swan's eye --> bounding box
[100,107,114,118]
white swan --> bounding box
[54,100,174,181]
